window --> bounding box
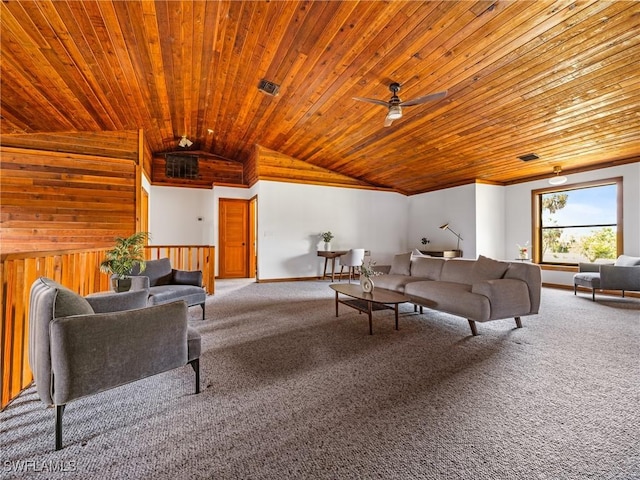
[532,177,622,265]
[166,154,199,179]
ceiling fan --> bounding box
[353,82,448,127]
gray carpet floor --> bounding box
[1,280,639,479]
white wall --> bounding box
[147,163,639,285]
[149,186,215,245]
[407,184,477,258]
[505,163,640,286]
[254,181,408,280]
[476,183,506,260]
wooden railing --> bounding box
[0,245,215,410]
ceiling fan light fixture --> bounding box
[387,105,402,120]
[178,135,193,148]
[548,166,567,185]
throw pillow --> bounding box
[389,252,412,276]
[54,287,95,318]
[614,255,640,267]
[471,255,510,283]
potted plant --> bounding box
[320,231,334,251]
[100,232,149,292]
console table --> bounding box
[317,250,348,281]
[420,249,463,258]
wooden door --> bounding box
[219,198,250,278]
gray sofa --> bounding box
[374,253,542,335]
[129,257,207,319]
[573,254,640,301]
[29,277,201,450]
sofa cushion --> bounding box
[54,287,95,318]
[389,252,412,276]
[372,274,426,293]
[439,259,475,284]
[614,255,640,267]
[410,257,445,280]
[406,281,491,322]
[471,255,510,283]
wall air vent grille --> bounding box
[258,79,280,96]
[518,153,540,162]
[166,154,199,179]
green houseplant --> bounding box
[100,232,149,292]
[320,231,334,251]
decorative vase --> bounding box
[111,276,132,293]
[360,275,374,293]
[324,242,331,251]
[518,249,528,260]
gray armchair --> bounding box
[573,255,640,301]
[129,257,207,319]
[29,277,201,450]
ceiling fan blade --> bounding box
[353,96,390,107]
[399,90,448,107]
[383,116,394,127]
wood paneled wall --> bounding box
[151,152,244,188]
[251,145,390,191]
[0,145,137,254]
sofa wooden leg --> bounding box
[467,319,478,336]
[574,284,577,295]
[592,288,596,301]
[190,358,200,394]
[200,303,205,320]
[514,317,522,329]
[55,404,66,451]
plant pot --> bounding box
[360,276,374,293]
[111,277,132,293]
[324,242,331,251]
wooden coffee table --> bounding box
[330,283,410,335]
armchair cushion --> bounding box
[131,257,173,286]
[54,288,94,318]
[172,269,203,286]
[614,255,640,267]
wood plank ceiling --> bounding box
[1,0,639,195]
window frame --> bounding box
[531,177,623,266]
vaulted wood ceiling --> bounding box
[1,1,639,195]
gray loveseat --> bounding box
[374,253,542,336]
[129,257,207,319]
[29,277,201,449]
